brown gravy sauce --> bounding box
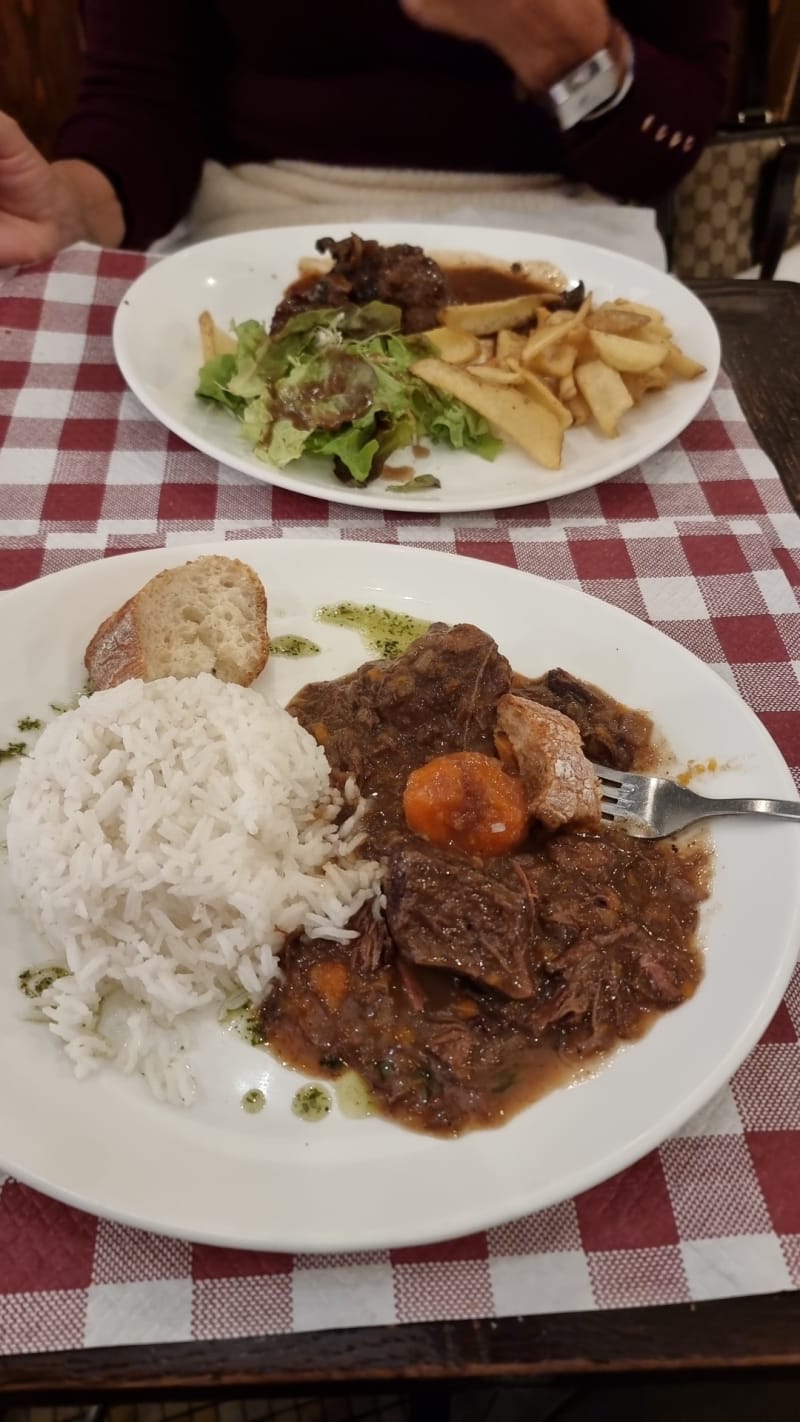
[443,265,544,304]
[284,262,547,314]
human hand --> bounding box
[0,111,124,267]
[399,0,610,93]
[0,111,73,266]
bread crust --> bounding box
[84,557,268,692]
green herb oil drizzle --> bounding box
[18,965,69,999]
[270,635,321,659]
[0,742,26,764]
[316,603,431,660]
[292,1083,332,1122]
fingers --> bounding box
[398,0,451,30]
[0,110,32,161]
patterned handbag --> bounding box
[662,0,800,280]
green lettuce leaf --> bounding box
[386,473,442,493]
[196,353,242,411]
[274,349,377,431]
[240,392,272,449]
[195,301,503,485]
[265,419,310,467]
[306,418,381,484]
[336,301,403,339]
[227,320,271,398]
[421,390,503,460]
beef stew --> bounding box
[259,624,709,1136]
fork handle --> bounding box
[694,797,800,822]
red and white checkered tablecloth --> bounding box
[1,246,800,1356]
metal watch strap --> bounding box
[522,22,632,132]
[547,46,620,130]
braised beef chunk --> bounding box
[347,903,393,976]
[288,623,511,856]
[425,1020,475,1077]
[386,845,534,999]
[261,625,709,1137]
[513,667,652,770]
[261,825,705,1134]
[261,928,565,1134]
[495,831,706,1056]
[271,234,448,335]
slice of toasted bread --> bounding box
[496,693,601,830]
[85,556,268,692]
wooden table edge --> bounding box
[3,1290,800,1397]
[690,278,800,511]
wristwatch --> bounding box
[543,22,634,132]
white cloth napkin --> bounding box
[151,158,667,270]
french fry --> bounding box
[496,329,526,363]
[664,343,707,380]
[441,293,542,335]
[566,393,591,427]
[466,364,523,387]
[586,306,649,335]
[515,366,573,430]
[607,301,673,342]
[403,265,704,460]
[589,330,669,373]
[574,360,634,437]
[521,298,591,365]
[199,311,215,362]
[610,298,666,323]
[569,337,595,363]
[199,310,237,361]
[411,357,564,469]
[622,368,672,402]
[530,343,576,380]
[639,321,674,344]
[423,326,482,364]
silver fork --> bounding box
[592,763,800,839]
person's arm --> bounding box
[402,0,732,204]
[562,1,732,203]
[53,0,212,250]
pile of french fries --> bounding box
[412,291,706,471]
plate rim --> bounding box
[112,222,722,515]
[0,537,796,1252]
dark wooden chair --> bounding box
[0,0,81,158]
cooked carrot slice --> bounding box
[455,996,480,1020]
[402,751,528,858]
[309,960,350,1012]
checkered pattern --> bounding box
[1,246,800,1356]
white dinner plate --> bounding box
[0,540,796,1252]
[113,223,720,514]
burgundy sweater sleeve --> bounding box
[53,0,212,251]
[563,0,732,202]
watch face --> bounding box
[550,48,619,129]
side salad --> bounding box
[196,301,501,485]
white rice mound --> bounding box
[7,673,380,1104]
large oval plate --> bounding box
[113,223,720,514]
[0,540,796,1251]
